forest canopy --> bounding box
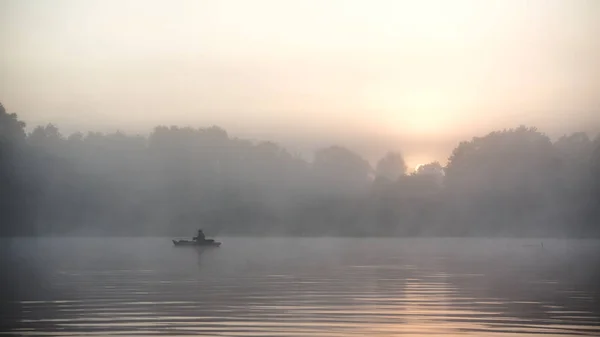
[1,103,599,237]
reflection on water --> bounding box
[1,238,599,336]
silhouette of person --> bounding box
[194,229,205,241]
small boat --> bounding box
[172,239,221,247]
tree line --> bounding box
[1,102,599,237]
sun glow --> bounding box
[366,87,458,136]
[402,91,450,134]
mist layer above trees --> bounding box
[1,102,599,237]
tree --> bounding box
[590,136,600,225]
[313,146,372,191]
[0,103,26,143]
[28,124,64,152]
[1,105,598,238]
[446,126,556,188]
[0,103,29,235]
[411,161,445,190]
[554,132,593,180]
[375,151,407,181]
[415,161,444,176]
[555,132,591,156]
[444,126,560,234]
[592,135,600,182]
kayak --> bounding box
[172,239,221,247]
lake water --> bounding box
[1,238,599,336]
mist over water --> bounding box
[2,104,600,335]
[2,1,600,335]
[2,238,599,336]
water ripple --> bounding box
[2,238,599,336]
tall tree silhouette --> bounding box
[0,103,28,235]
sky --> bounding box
[1,0,599,168]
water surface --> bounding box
[1,238,599,336]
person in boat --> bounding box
[193,229,206,242]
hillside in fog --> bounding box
[1,102,599,237]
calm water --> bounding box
[1,238,599,336]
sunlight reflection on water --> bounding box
[1,237,599,336]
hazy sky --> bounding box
[1,0,599,167]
